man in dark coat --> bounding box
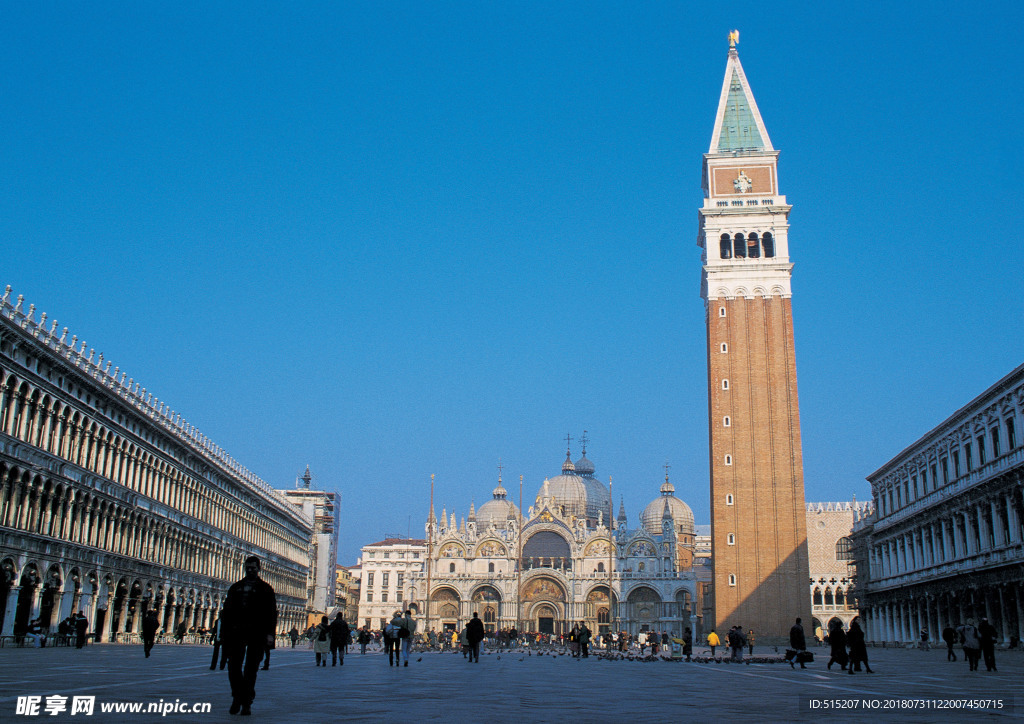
[208,613,227,669]
[221,556,277,716]
[466,612,485,663]
[942,624,957,662]
[142,609,160,659]
[329,614,350,666]
[74,611,88,649]
[789,617,808,669]
[978,617,998,672]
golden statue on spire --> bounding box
[729,30,739,48]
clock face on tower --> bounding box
[733,171,753,193]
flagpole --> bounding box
[517,473,523,635]
[425,473,434,636]
[608,477,614,653]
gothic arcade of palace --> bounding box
[0,289,312,639]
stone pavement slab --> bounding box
[0,643,1021,723]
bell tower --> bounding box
[699,32,811,640]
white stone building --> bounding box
[852,362,1024,643]
[806,501,868,639]
[405,445,711,639]
[355,538,426,629]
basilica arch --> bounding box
[521,575,567,635]
[471,585,502,631]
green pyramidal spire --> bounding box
[709,44,773,154]
[717,69,765,151]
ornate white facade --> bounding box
[0,286,313,640]
[407,447,710,638]
[356,538,426,628]
[853,363,1024,643]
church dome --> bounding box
[540,472,588,519]
[477,479,520,528]
[574,455,595,476]
[641,476,696,536]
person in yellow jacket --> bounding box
[707,629,721,656]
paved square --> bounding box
[0,643,1021,722]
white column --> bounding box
[2,587,20,636]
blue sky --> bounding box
[2,3,1022,566]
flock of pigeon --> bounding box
[413,646,789,665]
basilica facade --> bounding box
[406,446,710,638]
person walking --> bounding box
[957,619,981,672]
[579,622,592,658]
[826,620,848,671]
[311,616,330,667]
[288,626,299,648]
[329,615,350,667]
[385,611,403,667]
[682,627,693,661]
[207,613,225,668]
[846,616,873,674]
[747,629,755,656]
[142,609,160,660]
[942,624,958,662]
[466,612,485,663]
[74,611,89,649]
[707,629,720,657]
[357,627,370,654]
[399,610,416,667]
[978,617,998,672]
[789,617,808,669]
[221,555,277,716]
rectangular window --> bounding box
[367,573,374,587]
[382,592,388,603]
[383,552,390,558]
[911,476,918,498]
[382,573,389,587]
[977,436,986,465]
[397,573,404,588]
[941,457,949,484]
[992,428,1000,457]
[953,450,961,477]
[398,551,405,558]
[366,593,373,602]
[1009,418,1017,450]
[413,552,420,559]
[930,465,937,490]
[965,443,972,472]
[368,552,376,558]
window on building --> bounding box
[911,475,918,498]
[383,551,390,558]
[941,458,949,485]
[397,573,404,588]
[382,592,388,603]
[733,233,746,259]
[726,494,734,505]
[488,562,494,573]
[992,428,1001,457]
[382,573,389,587]
[413,552,420,559]
[1008,418,1017,450]
[720,343,728,353]
[719,307,726,317]
[449,563,455,573]
[728,574,736,587]
[953,449,961,477]
[398,551,405,558]
[824,589,834,606]
[368,552,376,558]
[813,588,822,606]
[727,534,735,545]
[836,589,846,608]
[747,232,760,258]
[722,379,729,390]
[836,537,854,560]
[964,443,972,472]
[977,436,986,465]
[896,486,902,509]
[720,234,732,260]
[930,465,937,491]
[723,416,731,427]
[762,232,775,257]
[724,455,732,466]
[367,573,374,587]
[366,593,373,602]
[597,562,605,572]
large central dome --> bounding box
[536,446,610,524]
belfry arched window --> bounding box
[813,588,823,606]
[824,588,834,606]
[733,233,746,259]
[763,232,775,258]
[720,234,732,259]
[747,232,760,258]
